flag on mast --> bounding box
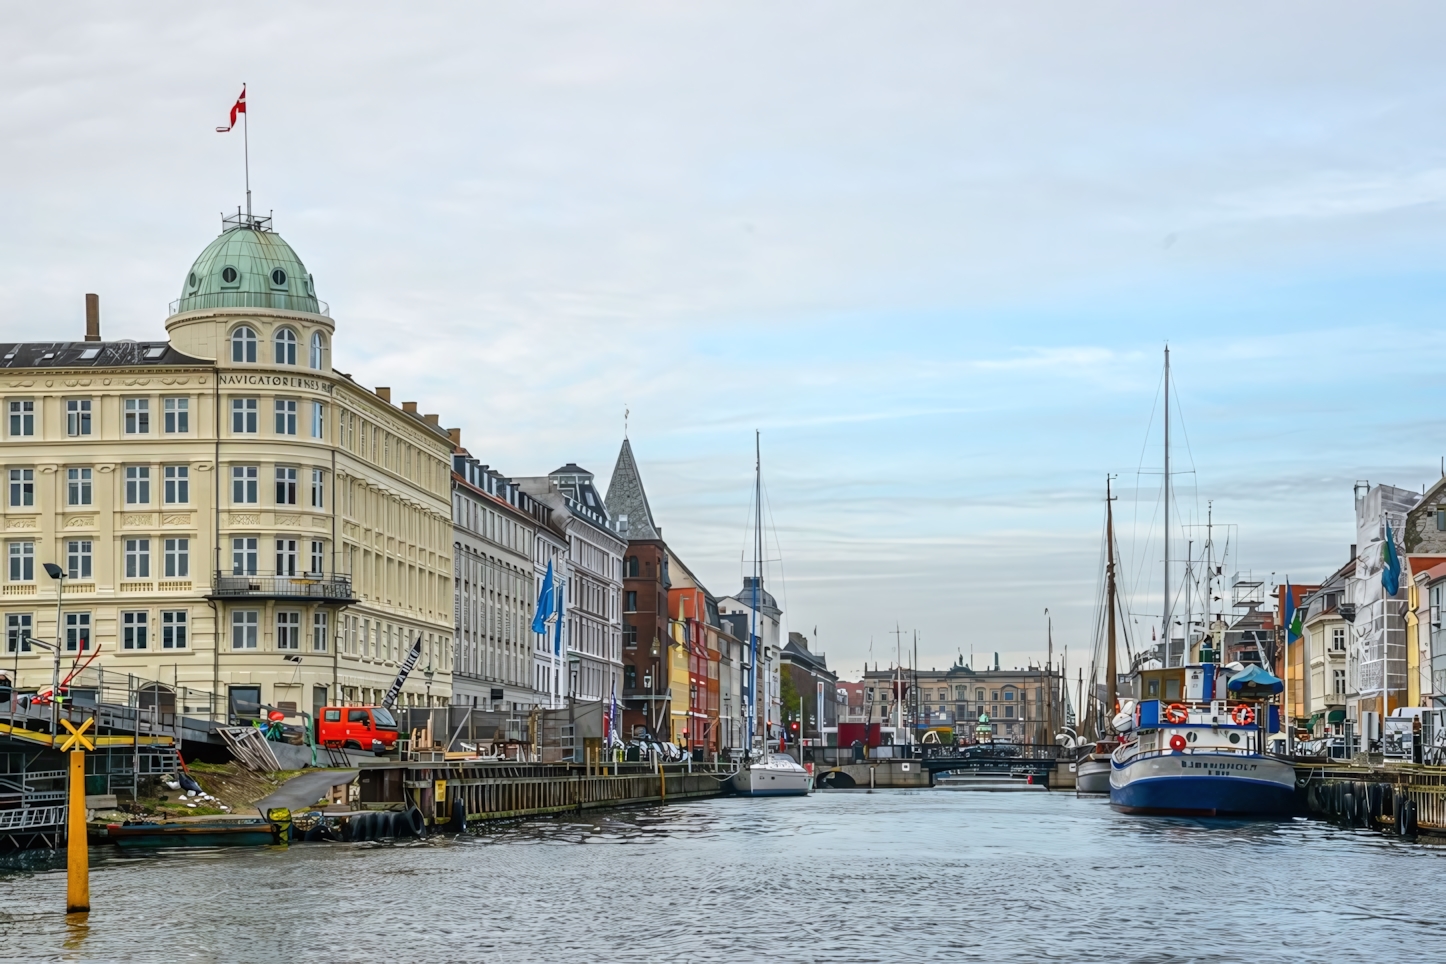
[531,561,554,634]
[1284,581,1303,642]
[1382,522,1402,597]
[215,86,247,132]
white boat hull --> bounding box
[728,762,812,797]
[1075,756,1111,794]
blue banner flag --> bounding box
[1383,523,1402,597]
[532,561,554,634]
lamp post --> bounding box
[43,563,64,738]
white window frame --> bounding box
[67,467,92,506]
[231,326,257,363]
[274,328,298,365]
[312,611,329,652]
[163,537,189,578]
[125,465,151,505]
[164,396,190,434]
[122,610,149,650]
[232,397,259,434]
[6,613,33,653]
[277,611,301,650]
[162,610,188,649]
[124,398,150,434]
[124,538,151,579]
[66,540,92,580]
[9,468,33,507]
[64,612,91,652]
[310,468,325,508]
[274,398,298,435]
[8,399,34,437]
[232,465,259,504]
[232,537,259,575]
[231,609,259,649]
[275,466,298,505]
[276,538,298,576]
[164,465,189,504]
[66,398,92,436]
[8,541,34,582]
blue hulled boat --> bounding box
[1110,663,1297,817]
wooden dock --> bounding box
[1297,762,1446,835]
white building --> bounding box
[517,464,624,705]
[1346,481,1417,724]
[718,576,782,743]
[450,443,545,712]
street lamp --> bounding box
[43,563,64,739]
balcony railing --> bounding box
[209,571,354,602]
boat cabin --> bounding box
[1133,667,1186,704]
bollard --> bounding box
[67,749,89,913]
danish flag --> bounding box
[215,85,246,132]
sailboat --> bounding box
[1075,477,1122,795]
[1108,347,1295,815]
[728,432,812,798]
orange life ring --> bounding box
[1164,703,1189,724]
[1231,704,1256,726]
[1169,734,1187,752]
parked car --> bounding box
[316,705,399,752]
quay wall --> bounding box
[359,762,730,827]
[1297,763,1446,835]
[815,760,931,789]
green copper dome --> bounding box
[174,217,323,316]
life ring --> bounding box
[1169,734,1187,752]
[1231,704,1256,726]
[1164,703,1188,724]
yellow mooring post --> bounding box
[60,717,95,914]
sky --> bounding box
[4,3,1446,680]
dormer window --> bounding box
[269,267,288,289]
[274,327,297,366]
[231,326,257,363]
[220,265,240,287]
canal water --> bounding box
[2,788,1444,963]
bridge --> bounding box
[800,744,1064,788]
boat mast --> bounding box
[1105,476,1118,727]
[1163,345,1171,664]
[748,431,761,756]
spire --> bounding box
[603,437,661,540]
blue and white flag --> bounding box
[531,561,554,634]
[1383,523,1402,597]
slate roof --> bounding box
[0,341,211,369]
[603,438,661,541]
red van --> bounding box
[317,706,399,752]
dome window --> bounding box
[187,272,199,291]
[270,268,288,289]
[274,327,297,366]
[231,325,257,364]
[220,265,240,286]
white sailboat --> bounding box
[729,432,812,797]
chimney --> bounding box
[423,413,439,427]
[375,387,391,403]
[85,294,100,342]
[402,401,418,414]
[1350,544,1357,561]
[447,427,462,446]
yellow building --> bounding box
[1,211,454,723]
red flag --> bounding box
[215,85,246,132]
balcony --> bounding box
[208,571,354,603]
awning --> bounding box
[1327,709,1346,724]
[1308,713,1322,727]
[1226,664,1284,694]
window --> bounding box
[312,611,329,652]
[625,590,638,611]
[276,466,297,504]
[232,537,258,575]
[1004,690,1015,701]
[124,398,150,434]
[626,556,639,577]
[232,465,258,504]
[310,540,325,575]
[124,538,151,579]
[125,466,150,504]
[232,397,258,433]
[66,399,92,436]
[9,469,33,507]
[59,468,91,509]
[277,611,301,650]
[274,328,297,366]
[162,611,187,649]
[310,401,325,439]
[231,610,259,649]
[276,539,298,575]
[1438,508,1446,532]
[64,612,91,652]
[8,541,34,581]
[8,400,34,436]
[976,689,985,701]
[164,538,189,578]
[310,468,325,508]
[275,399,298,435]
[6,613,32,653]
[231,326,257,363]
[164,397,189,433]
[624,623,637,648]
[1331,627,1346,652]
[122,611,149,650]
[66,540,91,579]
[309,332,326,369]
[164,465,189,504]
[1332,668,1346,695]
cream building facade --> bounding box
[1,212,454,722]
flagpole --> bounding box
[243,82,251,222]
